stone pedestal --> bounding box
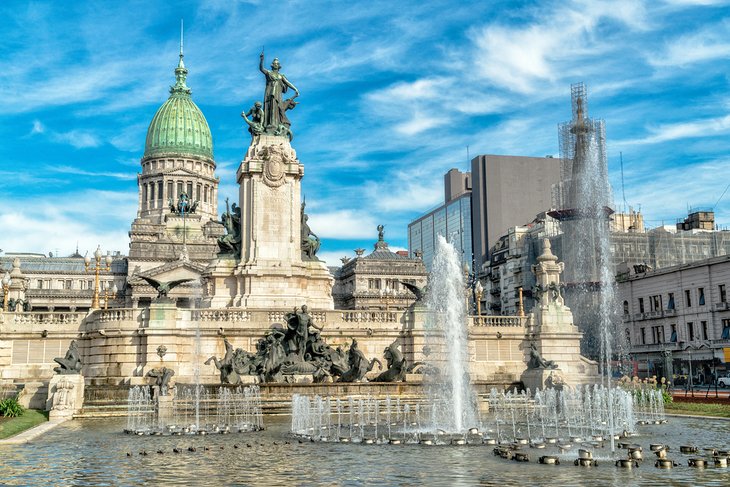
[146,299,179,368]
[521,368,564,392]
[229,133,333,310]
[521,239,599,389]
[202,257,239,308]
[46,374,85,420]
[157,394,174,426]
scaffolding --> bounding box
[555,82,609,210]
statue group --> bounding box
[242,52,299,140]
[205,306,422,384]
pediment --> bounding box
[129,259,207,285]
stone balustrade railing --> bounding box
[470,315,526,327]
[2,307,524,330]
[3,311,85,325]
[95,309,141,323]
[337,311,399,323]
[193,309,252,322]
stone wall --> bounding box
[0,308,531,391]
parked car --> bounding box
[717,376,730,387]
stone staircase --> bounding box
[75,380,522,418]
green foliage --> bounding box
[0,396,25,418]
[660,388,673,405]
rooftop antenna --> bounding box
[712,181,730,210]
[466,145,470,168]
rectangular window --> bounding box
[143,184,148,202]
[698,287,705,306]
[701,321,708,340]
[167,181,173,200]
[720,284,727,303]
[722,319,730,339]
[204,186,209,203]
[687,322,695,341]
[640,328,646,345]
[667,293,675,310]
[65,280,72,290]
[685,290,692,307]
[652,325,664,344]
[670,324,677,342]
[187,182,193,197]
[196,184,201,202]
[651,295,662,312]
[177,182,183,197]
[150,183,155,202]
[638,298,645,313]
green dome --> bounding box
[143,54,213,161]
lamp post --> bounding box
[103,283,118,310]
[687,346,694,397]
[85,246,112,309]
[475,281,483,316]
[1,272,11,311]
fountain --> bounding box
[125,384,263,435]
[424,235,479,433]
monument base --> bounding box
[234,259,334,310]
[202,256,240,308]
[46,374,85,420]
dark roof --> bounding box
[0,256,128,274]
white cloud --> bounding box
[649,23,730,66]
[45,129,101,149]
[622,158,730,224]
[469,0,648,93]
[616,114,730,145]
[49,166,137,181]
[364,177,443,213]
[30,120,45,135]
[308,210,379,239]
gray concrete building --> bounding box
[471,154,561,271]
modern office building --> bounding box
[408,169,473,271]
[470,154,561,271]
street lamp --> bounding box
[85,246,112,309]
[103,283,118,310]
[1,272,11,311]
[475,281,483,316]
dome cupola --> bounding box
[143,47,213,161]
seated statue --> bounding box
[300,203,320,261]
[527,342,558,370]
[53,340,82,375]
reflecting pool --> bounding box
[1,416,729,486]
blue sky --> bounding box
[1,0,730,266]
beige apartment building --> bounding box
[618,255,730,384]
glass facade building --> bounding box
[408,193,472,271]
